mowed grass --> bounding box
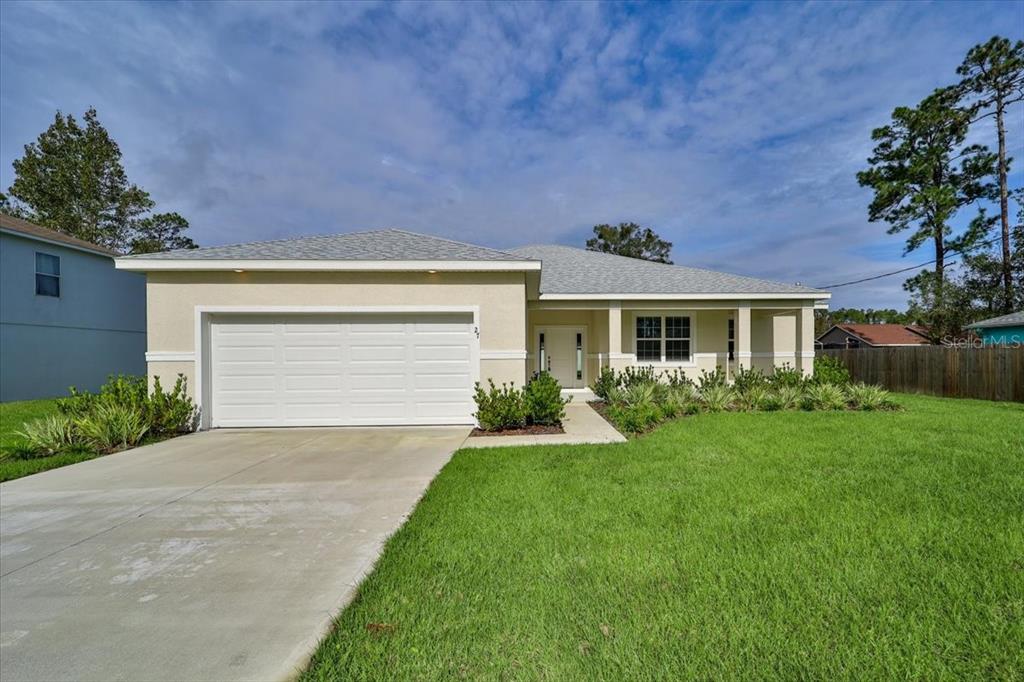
[304,394,1024,680]
[0,399,99,482]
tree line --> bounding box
[858,35,1023,338]
[0,108,195,254]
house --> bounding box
[115,229,829,429]
[816,323,931,349]
[967,311,1024,345]
[0,214,147,401]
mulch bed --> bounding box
[469,424,564,437]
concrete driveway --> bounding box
[0,426,469,682]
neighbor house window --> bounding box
[635,315,691,362]
[35,252,60,297]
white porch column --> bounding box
[796,305,814,376]
[608,300,628,371]
[736,303,751,371]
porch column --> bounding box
[736,303,751,371]
[608,300,628,371]
[796,305,814,376]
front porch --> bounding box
[526,300,816,389]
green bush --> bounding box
[77,402,150,452]
[803,383,848,411]
[16,414,82,457]
[700,384,736,412]
[732,367,768,393]
[621,382,657,408]
[767,364,805,389]
[147,375,198,436]
[619,365,659,389]
[736,385,771,411]
[473,380,526,431]
[812,355,851,385]
[590,367,619,401]
[697,367,727,390]
[607,403,663,435]
[524,372,571,426]
[845,383,895,411]
[774,385,804,410]
[663,368,695,389]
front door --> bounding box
[537,327,585,389]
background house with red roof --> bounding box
[816,323,932,349]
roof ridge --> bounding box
[385,228,531,260]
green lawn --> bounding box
[304,394,1024,680]
[0,399,100,482]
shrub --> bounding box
[621,382,657,408]
[736,385,771,411]
[767,364,805,389]
[774,385,804,410]
[590,367,619,401]
[845,383,893,411]
[473,380,526,431]
[803,383,847,411]
[77,403,150,452]
[619,365,659,389]
[524,372,571,425]
[761,392,784,412]
[697,367,727,390]
[147,375,198,436]
[812,355,851,385]
[733,367,768,393]
[607,403,663,435]
[663,368,695,389]
[16,414,81,456]
[700,384,736,412]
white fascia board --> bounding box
[538,292,830,301]
[115,258,541,272]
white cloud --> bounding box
[1,0,1019,308]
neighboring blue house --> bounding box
[967,311,1024,346]
[0,214,146,401]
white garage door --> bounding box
[209,313,477,427]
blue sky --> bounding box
[1,1,1020,308]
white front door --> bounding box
[537,327,585,389]
[209,313,477,427]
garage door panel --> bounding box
[350,345,405,362]
[414,345,471,362]
[210,313,476,427]
[218,375,276,392]
[282,345,342,362]
[415,401,475,418]
[283,374,342,391]
[415,372,472,390]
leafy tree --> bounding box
[956,36,1024,314]
[586,222,673,263]
[857,88,997,333]
[129,212,196,254]
[6,107,195,253]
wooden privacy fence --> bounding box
[820,347,1024,402]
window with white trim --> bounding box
[635,315,691,362]
[35,252,60,297]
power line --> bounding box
[816,236,1002,289]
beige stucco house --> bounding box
[116,229,829,429]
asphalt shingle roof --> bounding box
[0,213,121,257]
[969,311,1024,329]
[509,244,826,296]
[120,228,532,262]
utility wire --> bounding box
[816,235,1002,289]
